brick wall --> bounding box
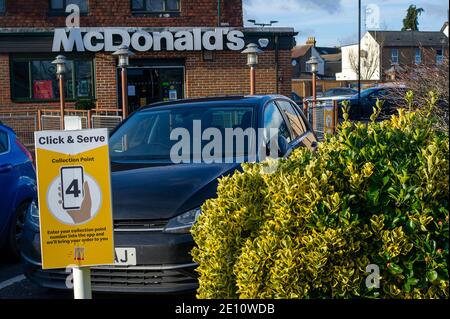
[0,53,77,110]
[0,0,243,28]
[381,46,447,70]
[1,49,293,110]
[94,50,293,109]
[0,54,10,106]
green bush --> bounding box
[191,98,449,299]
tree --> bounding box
[402,5,424,31]
[348,41,380,80]
[389,49,449,132]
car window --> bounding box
[263,102,292,146]
[276,100,308,139]
[323,89,334,97]
[0,130,9,154]
[109,106,254,162]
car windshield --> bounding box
[109,105,254,163]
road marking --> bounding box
[0,275,26,290]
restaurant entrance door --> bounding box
[118,66,184,113]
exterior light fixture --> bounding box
[242,43,263,67]
[52,55,68,130]
[306,56,319,128]
[242,43,263,95]
[113,45,134,68]
[113,45,134,119]
[306,56,319,74]
[52,55,67,75]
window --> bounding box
[415,48,421,64]
[0,0,5,14]
[436,48,444,65]
[276,100,308,139]
[109,106,254,162]
[391,48,399,64]
[132,0,180,13]
[263,102,292,155]
[10,56,94,101]
[0,130,9,154]
[368,89,388,101]
[50,0,88,14]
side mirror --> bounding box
[265,135,289,157]
[278,135,289,157]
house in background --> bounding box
[292,37,325,79]
[337,30,448,82]
[292,37,341,80]
[442,22,449,37]
[291,37,342,97]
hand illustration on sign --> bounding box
[66,182,92,224]
[47,167,101,226]
[58,181,92,224]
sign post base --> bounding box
[73,266,92,299]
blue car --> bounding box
[0,122,36,260]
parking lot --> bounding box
[0,259,196,299]
[0,260,70,299]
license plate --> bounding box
[114,248,137,266]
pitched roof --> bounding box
[316,47,341,55]
[442,22,449,32]
[368,30,448,47]
[321,53,341,62]
[291,45,312,58]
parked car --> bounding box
[0,122,36,260]
[335,86,409,121]
[291,92,303,106]
[305,87,358,101]
[21,95,318,293]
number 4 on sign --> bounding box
[66,180,81,198]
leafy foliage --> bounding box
[191,97,449,299]
[402,5,424,31]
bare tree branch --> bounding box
[348,42,380,80]
[389,50,449,132]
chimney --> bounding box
[306,37,316,47]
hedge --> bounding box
[191,96,449,299]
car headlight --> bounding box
[26,200,40,230]
[164,208,202,234]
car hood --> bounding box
[111,162,240,220]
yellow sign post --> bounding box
[34,128,115,298]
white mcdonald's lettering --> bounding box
[52,28,246,52]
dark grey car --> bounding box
[21,95,317,294]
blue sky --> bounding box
[243,0,449,47]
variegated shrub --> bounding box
[191,96,449,299]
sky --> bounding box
[243,0,449,47]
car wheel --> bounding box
[6,202,29,261]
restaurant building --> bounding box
[0,0,296,115]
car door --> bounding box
[276,99,318,153]
[261,101,293,158]
[363,89,386,119]
[0,128,16,228]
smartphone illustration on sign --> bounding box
[61,166,84,210]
